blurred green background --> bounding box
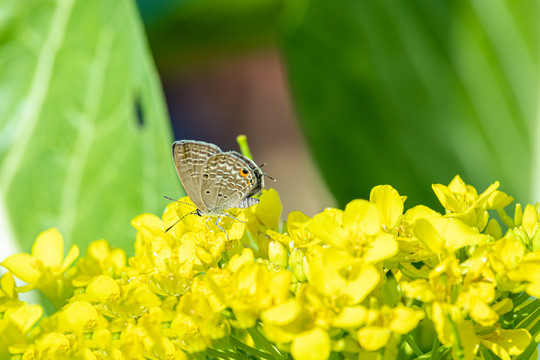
[0,0,538,256]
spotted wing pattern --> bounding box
[172,140,222,210]
[199,152,262,212]
[228,152,264,198]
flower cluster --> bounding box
[1,176,539,360]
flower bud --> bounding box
[288,248,306,282]
[268,240,288,268]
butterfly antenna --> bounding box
[163,195,197,208]
[164,210,198,233]
[257,163,276,182]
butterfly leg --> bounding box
[223,212,246,224]
[215,216,229,241]
[205,217,215,232]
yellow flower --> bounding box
[0,303,42,356]
[357,305,424,351]
[285,210,317,248]
[261,284,333,355]
[2,228,79,306]
[34,333,72,358]
[507,252,540,297]
[167,290,228,353]
[306,246,380,307]
[205,249,292,329]
[86,275,160,319]
[72,239,126,287]
[291,327,331,360]
[0,273,20,312]
[405,205,487,257]
[308,199,398,264]
[479,328,531,360]
[432,175,513,230]
[369,185,405,231]
[61,301,99,333]
[244,189,283,259]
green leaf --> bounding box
[0,0,182,255]
[280,0,539,209]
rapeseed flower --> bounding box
[1,177,539,360]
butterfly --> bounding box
[166,140,267,237]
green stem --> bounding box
[247,326,286,360]
[206,347,252,360]
[517,301,540,330]
[236,135,254,160]
[403,334,423,357]
[480,348,494,360]
[511,291,531,308]
[430,334,440,360]
[446,314,464,360]
[229,335,274,360]
[514,298,540,324]
[412,346,449,360]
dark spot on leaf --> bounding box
[134,98,144,127]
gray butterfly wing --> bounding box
[228,152,264,198]
[172,140,222,210]
[199,152,262,212]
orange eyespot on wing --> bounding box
[239,168,249,178]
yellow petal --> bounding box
[370,185,403,230]
[486,190,514,210]
[37,333,71,353]
[6,303,43,332]
[255,188,282,230]
[522,204,538,239]
[2,254,41,284]
[414,218,444,254]
[308,213,346,249]
[291,328,331,360]
[131,213,163,232]
[491,298,513,315]
[261,299,301,325]
[287,211,312,242]
[439,218,486,251]
[62,301,98,332]
[61,245,79,272]
[432,183,460,213]
[485,219,503,239]
[358,326,391,351]
[333,306,367,328]
[343,200,381,236]
[32,228,63,268]
[481,329,531,360]
[390,306,424,334]
[448,175,468,193]
[0,273,16,298]
[364,233,398,264]
[86,275,121,304]
[229,248,254,273]
[343,263,380,305]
